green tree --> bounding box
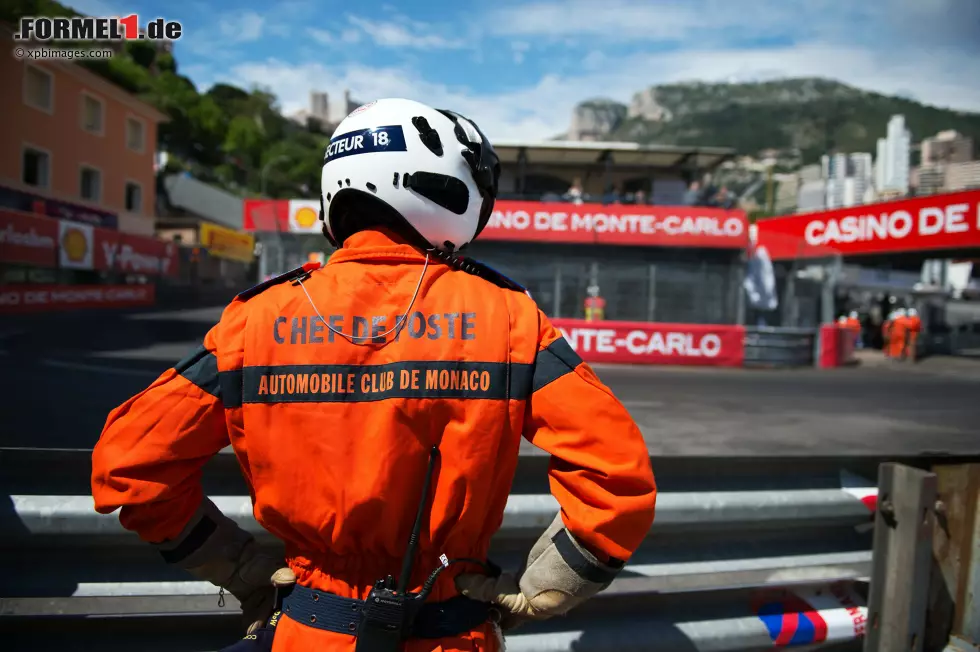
[156,52,177,74]
[188,96,228,166]
[224,115,266,168]
[125,40,157,69]
[82,55,153,95]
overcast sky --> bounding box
[69,0,980,141]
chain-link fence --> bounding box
[748,229,844,330]
[248,201,334,279]
[467,241,744,324]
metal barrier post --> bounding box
[865,463,939,652]
[931,464,980,651]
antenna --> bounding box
[397,446,440,594]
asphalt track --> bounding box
[1,306,978,454]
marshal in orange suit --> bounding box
[91,99,657,652]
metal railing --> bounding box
[743,326,818,368]
[0,449,968,651]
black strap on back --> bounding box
[427,249,528,294]
[235,262,322,302]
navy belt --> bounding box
[281,584,491,639]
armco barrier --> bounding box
[743,327,817,368]
[0,447,896,651]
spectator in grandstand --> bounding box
[603,184,623,205]
[683,181,701,205]
[634,189,647,205]
[564,178,585,204]
[716,186,736,209]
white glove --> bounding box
[456,513,623,629]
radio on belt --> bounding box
[355,446,498,652]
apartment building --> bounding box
[0,25,167,235]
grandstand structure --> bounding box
[463,140,745,324]
[493,140,735,204]
[244,139,747,325]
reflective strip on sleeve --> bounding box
[175,344,244,408]
[531,338,583,393]
[220,370,243,409]
[551,528,624,584]
[157,514,217,564]
[174,345,221,397]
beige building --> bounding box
[0,25,167,235]
[945,161,980,192]
[921,130,974,166]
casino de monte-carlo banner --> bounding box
[480,200,749,249]
[756,190,980,259]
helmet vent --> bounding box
[392,173,400,189]
[405,172,469,215]
[412,116,444,157]
[366,182,377,193]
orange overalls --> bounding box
[888,316,909,359]
[905,315,922,361]
[584,296,606,322]
[91,229,657,652]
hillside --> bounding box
[576,78,980,163]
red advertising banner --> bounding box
[0,284,156,313]
[756,190,980,260]
[0,209,58,267]
[100,232,180,277]
[483,201,749,248]
[552,319,745,367]
[0,209,178,276]
[243,199,290,232]
[242,198,749,249]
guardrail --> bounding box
[743,327,817,368]
[0,449,963,652]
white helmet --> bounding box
[849,311,858,319]
[320,98,500,252]
[908,308,918,317]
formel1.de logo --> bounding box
[14,15,182,42]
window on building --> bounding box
[24,65,53,112]
[80,166,101,202]
[125,182,142,212]
[22,147,50,188]
[81,94,104,134]
[126,117,145,152]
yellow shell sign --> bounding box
[62,227,89,262]
[294,207,318,229]
[199,222,256,263]
[57,220,94,270]
[288,200,322,234]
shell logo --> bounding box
[349,100,376,117]
[294,207,319,229]
[61,227,89,262]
